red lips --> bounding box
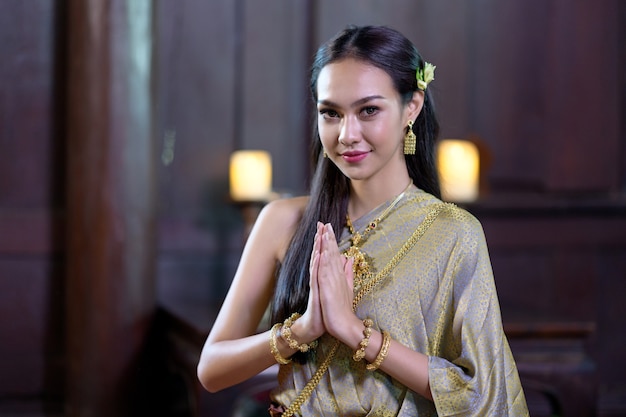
[341,150,369,163]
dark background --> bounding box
[0,0,624,416]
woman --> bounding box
[198,25,528,416]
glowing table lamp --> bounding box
[437,139,480,203]
[229,150,272,202]
[229,150,272,240]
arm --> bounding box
[196,197,306,393]
[426,215,527,415]
[313,212,523,412]
[314,223,433,400]
[333,316,434,400]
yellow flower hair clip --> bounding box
[416,62,436,91]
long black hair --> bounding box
[270,26,440,358]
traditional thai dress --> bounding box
[270,187,529,416]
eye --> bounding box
[360,106,379,117]
[319,108,340,120]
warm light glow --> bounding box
[437,139,480,203]
[229,150,272,201]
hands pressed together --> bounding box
[290,222,361,348]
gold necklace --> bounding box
[344,181,413,288]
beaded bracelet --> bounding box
[353,318,374,362]
[270,323,292,365]
[366,330,391,371]
[281,312,319,353]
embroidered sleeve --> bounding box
[428,212,528,416]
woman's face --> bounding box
[316,58,422,184]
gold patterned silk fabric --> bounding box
[271,188,529,416]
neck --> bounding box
[348,175,413,220]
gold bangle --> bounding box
[281,312,318,353]
[353,318,374,362]
[270,323,292,365]
[366,330,391,371]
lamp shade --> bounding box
[437,139,480,203]
[229,150,272,201]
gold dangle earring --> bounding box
[404,120,416,155]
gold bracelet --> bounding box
[366,330,391,371]
[353,318,374,362]
[270,323,292,365]
[281,312,318,353]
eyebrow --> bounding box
[317,95,386,108]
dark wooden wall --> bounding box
[0,1,66,413]
[0,0,624,415]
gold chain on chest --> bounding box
[281,201,454,417]
[344,181,412,289]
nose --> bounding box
[338,116,360,146]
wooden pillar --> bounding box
[65,1,155,416]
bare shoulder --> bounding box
[207,195,309,339]
[260,195,308,224]
[251,195,309,261]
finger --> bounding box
[321,224,345,274]
[325,222,336,239]
[310,237,319,270]
[310,223,324,268]
[344,256,354,289]
[323,223,343,256]
[309,250,320,280]
[309,255,322,315]
[318,229,335,273]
